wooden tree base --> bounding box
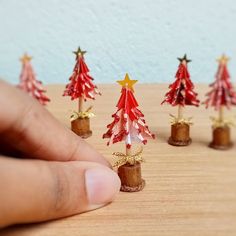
[168,123,192,146]
[209,126,233,150]
[71,117,92,139]
[118,162,145,192]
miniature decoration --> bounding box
[18,53,50,105]
[204,54,236,150]
[63,47,100,138]
[103,73,155,192]
[161,54,200,146]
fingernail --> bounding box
[85,168,121,207]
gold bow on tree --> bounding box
[210,116,235,129]
[112,147,144,168]
[169,114,193,125]
[70,106,95,121]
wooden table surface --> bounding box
[1,84,236,236]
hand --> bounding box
[0,80,120,227]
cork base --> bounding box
[71,117,92,139]
[168,123,191,146]
[209,126,233,150]
[118,162,145,192]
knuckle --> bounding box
[48,164,71,214]
[66,132,86,162]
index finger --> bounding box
[0,80,110,167]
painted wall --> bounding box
[0,0,236,84]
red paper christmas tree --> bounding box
[204,55,236,111]
[63,47,100,113]
[103,73,155,150]
[162,54,199,107]
[161,54,199,121]
[18,53,50,105]
[204,55,236,149]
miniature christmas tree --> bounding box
[63,47,100,138]
[18,53,50,105]
[204,54,236,149]
[103,73,155,192]
[161,54,200,146]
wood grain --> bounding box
[1,84,236,236]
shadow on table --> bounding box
[0,223,44,236]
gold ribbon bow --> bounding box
[70,106,95,121]
[210,116,235,129]
[169,114,193,125]
[112,147,144,168]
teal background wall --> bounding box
[0,0,236,84]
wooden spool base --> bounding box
[78,130,92,139]
[71,117,92,139]
[168,123,191,146]
[118,162,145,192]
[120,179,145,192]
[168,137,192,146]
[209,142,233,150]
[209,126,233,150]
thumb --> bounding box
[0,157,120,227]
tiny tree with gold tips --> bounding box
[204,54,236,149]
[18,53,50,105]
[103,73,155,192]
[63,47,100,138]
[161,54,200,146]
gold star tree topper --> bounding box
[217,54,230,65]
[117,73,137,92]
[20,53,32,64]
[73,47,86,58]
[177,54,191,64]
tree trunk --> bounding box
[219,106,224,123]
[126,146,131,156]
[79,97,83,112]
[177,105,183,121]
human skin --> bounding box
[0,80,120,228]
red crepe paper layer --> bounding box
[18,61,50,105]
[63,54,100,101]
[103,87,155,148]
[162,63,199,107]
[204,62,236,110]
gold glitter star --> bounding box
[117,73,138,91]
[217,54,230,64]
[73,47,86,58]
[20,53,32,64]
